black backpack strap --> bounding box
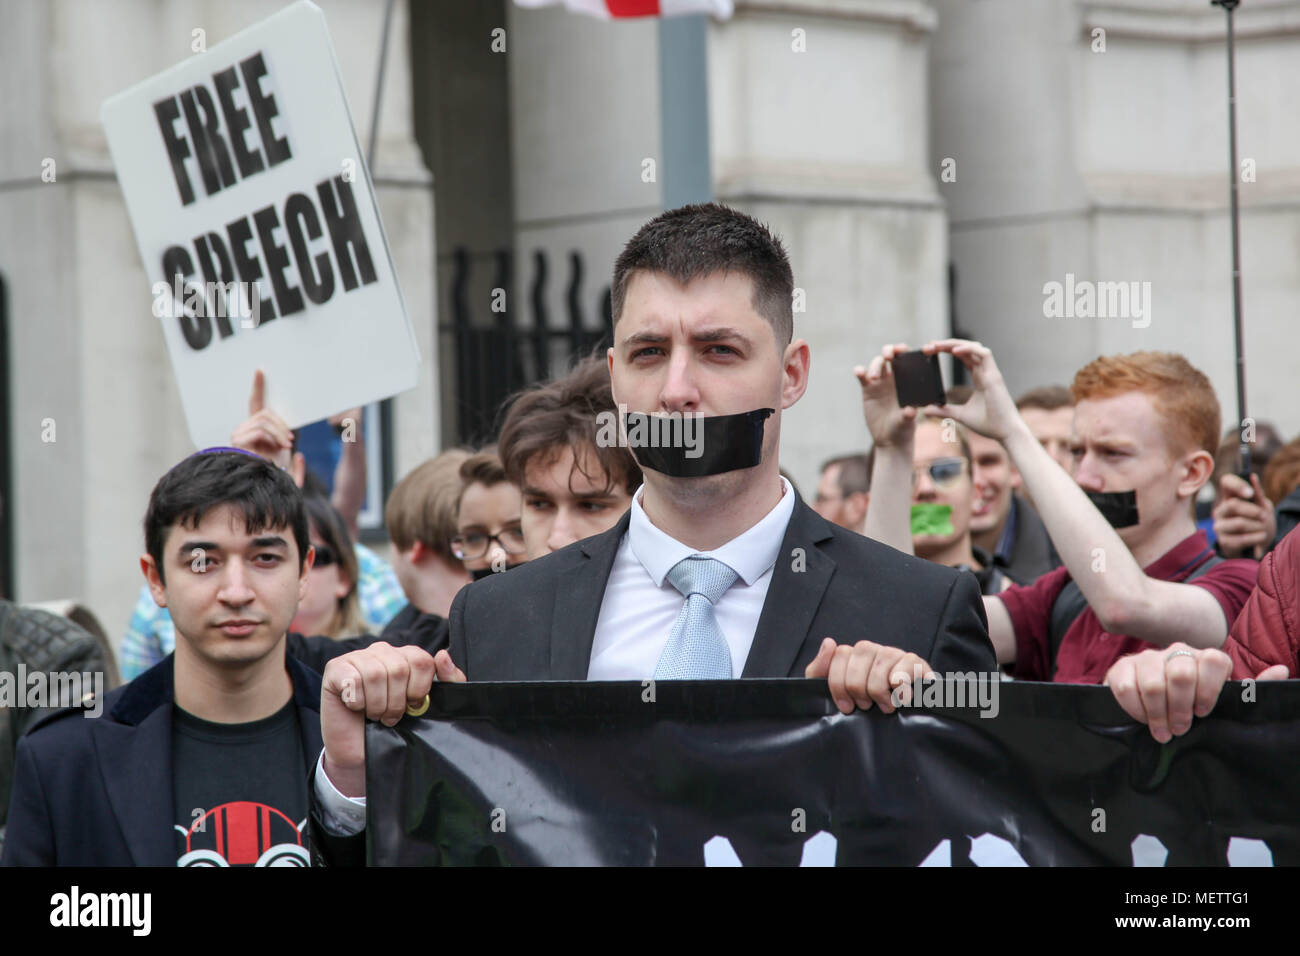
[1048,579,1089,678]
[1047,550,1226,677]
[1190,554,1224,580]
[984,564,1008,596]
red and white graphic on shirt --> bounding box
[175,801,309,867]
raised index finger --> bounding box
[249,369,266,415]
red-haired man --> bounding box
[861,340,1258,684]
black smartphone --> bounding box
[891,350,946,407]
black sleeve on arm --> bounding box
[423,616,450,656]
[288,632,385,675]
[306,756,367,868]
[928,571,995,674]
[448,586,470,678]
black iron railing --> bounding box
[441,246,613,446]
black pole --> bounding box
[1213,0,1250,477]
[367,0,397,173]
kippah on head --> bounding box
[192,446,261,458]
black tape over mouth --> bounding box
[625,408,775,478]
[1084,489,1140,529]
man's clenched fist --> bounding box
[320,643,464,798]
[805,637,933,715]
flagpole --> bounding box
[369,0,398,509]
[1212,0,1250,477]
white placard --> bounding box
[101,0,420,448]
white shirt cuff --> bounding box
[313,749,367,837]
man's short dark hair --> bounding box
[143,451,308,584]
[498,355,642,497]
[611,202,794,347]
[820,453,871,496]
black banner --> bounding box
[365,679,1300,866]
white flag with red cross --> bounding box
[514,0,733,19]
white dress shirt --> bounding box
[315,477,797,835]
[587,477,794,679]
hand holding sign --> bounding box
[320,644,464,799]
[805,637,934,715]
[1105,643,1288,743]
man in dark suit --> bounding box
[442,505,989,680]
[310,204,993,857]
[3,450,324,866]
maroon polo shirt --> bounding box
[995,530,1258,683]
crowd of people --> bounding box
[3,201,1299,865]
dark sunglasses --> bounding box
[311,544,338,568]
[912,457,967,490]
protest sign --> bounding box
[101,1,419,447]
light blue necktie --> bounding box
[654,556,739,680]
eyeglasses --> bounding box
[451,527,527,561]
[912,457,967,490]
[311,544,338,568]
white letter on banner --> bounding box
[919,839,951,867]
[703,835,743,867]
[1131,834,1167,867]
[1226,837,1273,867]
[703,831,838,866]
[969,833,1029,866]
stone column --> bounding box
[709,0,948,494]
[931,0,1300,436]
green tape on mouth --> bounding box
[910,503,954,537]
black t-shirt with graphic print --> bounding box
[172,699,309,867]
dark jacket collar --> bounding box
[743,496,836,677]
[547,492,837,680]
[110,650,322,724]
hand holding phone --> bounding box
[891,350,946,408]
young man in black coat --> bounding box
[3,450,324,866]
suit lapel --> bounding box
[742,497,836,678]
[90,697,176,866]
[549,511,631,679]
